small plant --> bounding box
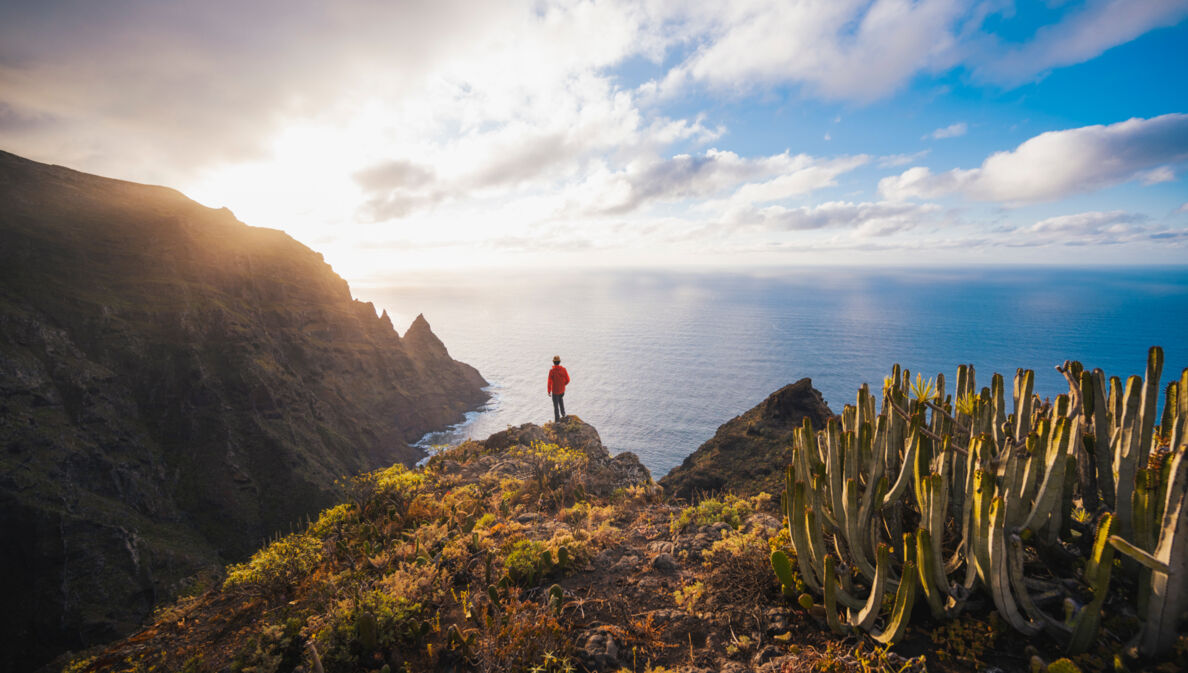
[509,441,589,504]
[349,464,426,521]
[930,616,1001,668]
[560,501,591,527]
[672,581,705,611]
[316,589,424,672]
[724,633,752,657]
[309,503,357,537]
[702,528,778,606]
[504,539,549,585]
[61,656,97,673]
[231,618,304,673]
[668,493,757,534]
[955,392,978,416]
[910,372,938,402]
[223,533,321,595]
[471,589,573,673]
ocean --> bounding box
[362,267,1188,479]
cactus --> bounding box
[547,583,564,615]
[1138,442,1188,657]
[870,558,918,645]
[356,611,379,651]
[446,624,476,657]
[821,554,848,635]
[776,351,1188,657]
[770,550,798,598]
[1066,513,1117,654]
[848,542,892,631]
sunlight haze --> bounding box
[2,1,1187,280]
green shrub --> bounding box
[669,493,756,534]
[509,441,588,498]
[223,533,322,595]
[349,464,425,520]
[309,503,356,538]
[701,529,778,606]
[504,539,548,585]
[317,589,423,673]
[230,618,304,673]
[672,581,705,611]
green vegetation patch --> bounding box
[223,533,322,596]
[669,492,764,534]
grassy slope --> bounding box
[56,417,1160,673]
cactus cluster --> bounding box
[773,347,1188,658]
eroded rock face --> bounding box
[659,378,835,501]
[0,150,488,671]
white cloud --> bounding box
[716,155,870,210]
[879,114,1188,204]
[972,0,1188,85]
[878,150,931,168]
[728,200,943,237]
[650,1,1188,103]
[1025,210,1148,237]
[0,0,664,183]
[927,122,967,139]
[986,210,1188,248]
[569,150,867,217]
[656,0,966,102]
[2,0,1185,272]
[1136,166,1177,185]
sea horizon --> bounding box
[363,265,1188,479]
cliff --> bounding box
[659,378,835,501]
[0,150,487,672]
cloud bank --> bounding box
[880,114,1188,204]
[0,0,1184,270]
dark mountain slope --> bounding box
[0,150,487,671]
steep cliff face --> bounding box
[659,379,834,501]
[0,150,487,671]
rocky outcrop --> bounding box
[0,150,487,672]
[659,379,834,501]
[432,416,652,495]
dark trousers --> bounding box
[552,393,566,422]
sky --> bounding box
[2,0,1187,281]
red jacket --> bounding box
[548,365,570,395]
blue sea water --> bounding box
[363,267,1188,479]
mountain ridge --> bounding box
[0,150,488,671]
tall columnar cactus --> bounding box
[773,347,1188,658]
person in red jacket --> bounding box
[547,355,570,422]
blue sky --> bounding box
[1,1,1186,280]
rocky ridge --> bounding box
[0,150,487,671]
[660,378,835,501]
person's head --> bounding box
[553,355,561,365]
